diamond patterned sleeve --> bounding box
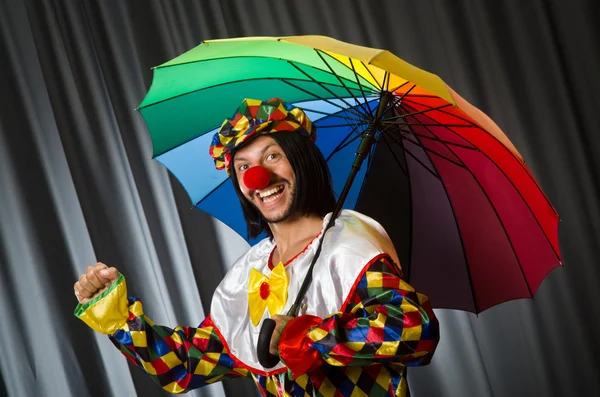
[279,255,439,377]
[311,255,439,366]
[109,299,248,393]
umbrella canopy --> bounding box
[138,35,562,314]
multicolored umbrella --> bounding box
[138,35,562,314]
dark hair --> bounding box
[229,131,336,239]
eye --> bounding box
[266,152,280,161]
[238,164,249,172]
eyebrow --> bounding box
[233,142,278,163]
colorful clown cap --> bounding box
[209,98,316,170]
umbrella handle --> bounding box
[257,318,281,368]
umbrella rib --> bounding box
[149,79,369,158]
[397,111,478,312]
[413,125,535,298]
[382,71,390,92]
[387,106,467,168]
[380,133,410,179]
[400,129,478,151]
[349,58,376,118]
[375,84,415,122]
[402,105,562,264]
[402,97,481,126]
[139,75,373,112]
[377,95,404,121]
[396,83,417,102]
[150,53,297,70]
[383,103,454,122]
[149,54,378,96]
[317,123,370,129]
[386,118,478,151]
[325,123,369,162]
[379,133,416,281]
[384,131,444,177]
[279,77,368,121]
[308,49,381,93]
[282,61,366,118]
[314,50,372,118]
[399,133,415,284]
[359,60,384,91]
[326,134,362,161]
[294,105,368,124]
[401,98,560,220]
[316,49,382,96]
[301,116,366,126]
[396,134,468,169]
[382,121,475,128]
[401,93,457,99]
[389,81,411,94]
[379,106,466,138]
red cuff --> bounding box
[278,315,323,379]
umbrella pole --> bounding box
[257,94,391,368]
[288,93,391,316]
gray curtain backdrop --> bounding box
[1,0,599,396]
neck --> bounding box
[268,213,324,264]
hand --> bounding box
[74,262,120,305]
[270,314,294,355]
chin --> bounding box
[262,207,294,224]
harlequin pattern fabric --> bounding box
[209,97,316,171]
[105,256,438,396]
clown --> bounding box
[74,98,440,397]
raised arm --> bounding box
[74,263,248,393]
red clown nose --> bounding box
[243,166,271,190]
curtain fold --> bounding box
[1,1,598,396]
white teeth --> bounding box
[259,185,284,199]
[262,193,281,203]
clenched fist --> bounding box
[74,262,120,305]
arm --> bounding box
[74,272,248,394]
[277,255,440,379]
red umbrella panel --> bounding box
[356,87,562,313]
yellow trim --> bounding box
[74,274,129,334]
[74,273,124,316]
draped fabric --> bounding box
[1,1,599,396]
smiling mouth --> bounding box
[258,185,285,203]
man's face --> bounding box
[233,135,296,223]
